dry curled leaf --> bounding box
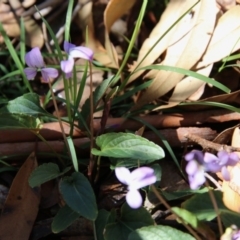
[134,0,217,110]
[221,127,240,212]
[199,5,240,68]
[76,0,115,67]
[103,0,136,68]
[128,0,195,83]
[0,152,40,240]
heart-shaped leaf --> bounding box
[60,172,97,221]
[92,132,165,161]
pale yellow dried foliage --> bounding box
[134,0,217,110]
[221,127,240,213]
[103,0,136,68]
[128,0,194,83]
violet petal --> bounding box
[228,152,239,166]
[217,151,229,165]
[186,160,198,175]
[204,152,219,163]
[61,59,74,76]
[221,166,230,181]
[69,46,94,61]
[25,47,44,68]
[24,67,37,80]
[126,189,142,209]
[41,68,58,82]
[130,167,156,189]
[185,150,204,163]
[115,167,131,185]
[64,41,76,54]
[188,168,205,190]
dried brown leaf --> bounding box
[134,0,217,109]
[0,152,40,240]
[77,0,116,67]
[199,5,240,67]
[128,0,194,82]
[103,0,136,67]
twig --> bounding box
[185,133,240,153]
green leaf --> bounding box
[220,210,240,227]
[52,205,80,233]
[29,163,71,188]
[182,191,225,221]
[104,203,154,240]
[128,225,195,240]
[0,93,47,116]
[140,65,230,93]
[60,172,98,221]
[95,209,110,240]
[92,132,165,161]
[161,188,208,201]
[172,207,198,228]
[0,113,42,129]
[182,190,240,227]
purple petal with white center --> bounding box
[186,160,198,175]
[129,167,156,190]
[69,46,94,61]
[221,166,230,181]
[188,168,205,190]
[115,167,131,185]
[228,152,239,166]
[61,59,74,77]
[24,67,37,80]
[64,41,76,54]
[41,68,58,82]
[126,189,142,208]
[25,47,44,68]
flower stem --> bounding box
[88,61,94,180]
[205,180,223,236]
[48,81,72,161]
[151,186,201,240]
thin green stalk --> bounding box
[48,81,72,162]
[88,62,94,180]
[111,0,148,86]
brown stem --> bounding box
[204,180,223,236]
[151,186,201,240]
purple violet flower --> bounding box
[185,150,240,190]
[60,41,94,78]
[24,47,58,82]
[115,167,157,209]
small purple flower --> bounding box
[115,167,156,209]
[60,41,94,78]
[185,150,206,190]
[185,150,240,189]
[24,47,58,82]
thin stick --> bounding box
[151,186,201,240]
[88,62,94,179]
[204,173,222,190]
[205,180,223,236]
[185,133,240,153]
[48,81,71,159]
